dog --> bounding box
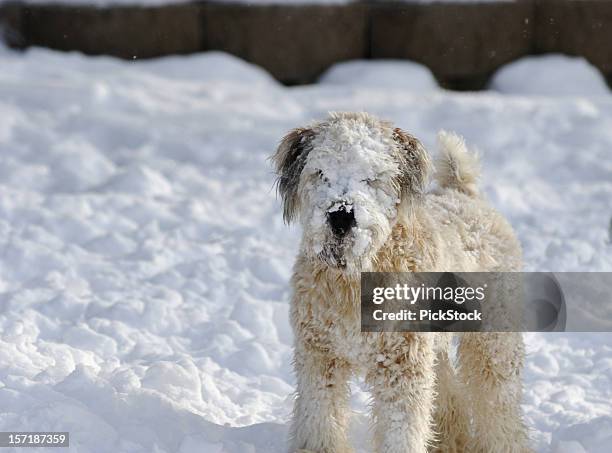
[272,112,530,453]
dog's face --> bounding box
[273,112,430,273]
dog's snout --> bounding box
[327,206,356,237]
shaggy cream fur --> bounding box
[273,112,530,453]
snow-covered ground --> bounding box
[0,47,611,453]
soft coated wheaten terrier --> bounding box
[272,112,530,453]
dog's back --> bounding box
[423,131,522,273]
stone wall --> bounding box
[201,3,368,84]
[536,0,612,87]
[1,0,611,89]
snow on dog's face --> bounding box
[273,112,430,273]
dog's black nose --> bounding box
[328,206,356,237]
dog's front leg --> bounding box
[289,342,353,453]
[366,333,436,453]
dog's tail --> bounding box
[434,131,481,197]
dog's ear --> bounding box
[393,128,432,197]
[272,127,315,223]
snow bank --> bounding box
[490,54,611,97]
[318,59,439,92]
[134,52,280,85]
[0,46,611,453]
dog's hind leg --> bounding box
[289,343,353,453]
[366,333,436,453]
[458,332,531,453]
[431,336,470,453]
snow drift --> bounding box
[0,47,611,452]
